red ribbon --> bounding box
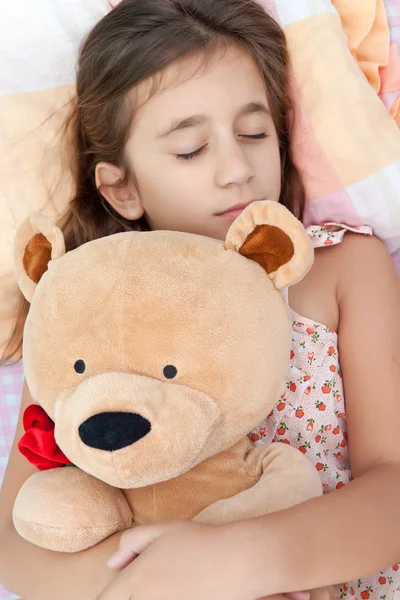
[18,404,73,470]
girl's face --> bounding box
[98,44,281,241]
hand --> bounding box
[97,520,311,600]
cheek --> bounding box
[135,162,206,229]
[137,154,207,205]
[139,162,191,205]
[254,146,281,197]
[270,151,282,194]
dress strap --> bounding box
[306,223,373,249]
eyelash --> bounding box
[176,133,268,161]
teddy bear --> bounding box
[12,201,333,599]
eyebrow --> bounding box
[157,102,270,138]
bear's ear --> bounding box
[224,201,313,290]
[14,213,66,303]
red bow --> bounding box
[18,404,73,470]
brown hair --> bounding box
[4,0,305,361]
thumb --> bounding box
[107,521,174,570]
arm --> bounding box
[243,233,400,596]
[0,381,122,600]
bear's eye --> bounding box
[163,365,177,379]
[74,360,86,375]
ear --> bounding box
[95,162,144,221]
[14,213,66,303]
[224,201,313,290]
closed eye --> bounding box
[240,133,268,140]
[176,133,268,161]
[176,145,207,161]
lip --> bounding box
[215,199,261,218]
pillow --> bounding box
[0,0,109,358]
[0,0,399,358]
[263,0,400,256]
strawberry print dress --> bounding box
[249,223,400,600]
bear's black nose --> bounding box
[78,412,151,451]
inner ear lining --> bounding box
[22,233,52,284]
[238,224,295,274]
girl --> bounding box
[1,1,400,599]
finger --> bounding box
[107,546,138,570]
[107,522,166,570]
[285,593,311,600]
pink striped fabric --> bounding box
[384,0,400,272]
[0,362,23,484]
[0,361,23,600]
[385,0,400,44]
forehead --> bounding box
[129,44,268,132]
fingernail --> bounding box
[107,552,119,568]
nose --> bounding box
[215,141,254,188]
[79,412,151,451]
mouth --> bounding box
[215,199,262,219]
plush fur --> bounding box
[13,201,333,600]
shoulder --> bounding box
[333,230,390,263]
[289,232,398,332]
[315,232,397,295]
[331,233,400,360]
[316,230,387,262]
